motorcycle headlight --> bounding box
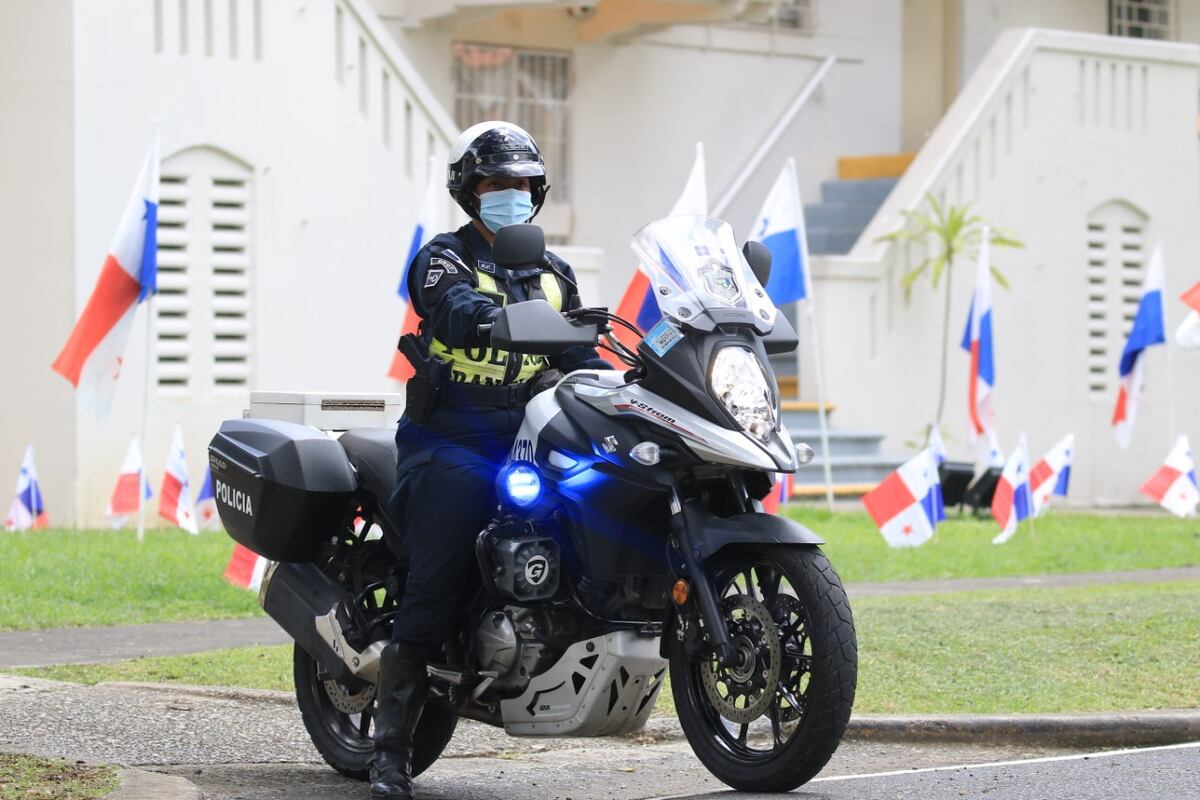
[709,346,776,444]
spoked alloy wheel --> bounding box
[670,545,856,792]
[293,645,458,781]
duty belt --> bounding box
[439,379,534,409]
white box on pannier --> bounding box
[247,392,404,431]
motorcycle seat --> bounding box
[338,428,401,538]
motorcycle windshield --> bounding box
[631,215,778,328]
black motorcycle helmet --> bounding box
[446,121,548,221]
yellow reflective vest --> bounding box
[427,268,564,386]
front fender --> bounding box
[682,503,824,561]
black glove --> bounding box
[529,369,564,397]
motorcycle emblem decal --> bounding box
[699,263,742,304]
[430,257,458,274]
[524,555,549,586]
[644,319,683,357]
[525,681,566,716]
[424,268,444,288]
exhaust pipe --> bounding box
[259,561,385,684]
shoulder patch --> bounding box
[424,268,445,288]
[429,256,458,274]
[477,260,497,274]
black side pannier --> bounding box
[208,419,356,562]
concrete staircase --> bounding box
[780,402,903,499]
[805,177,900,256]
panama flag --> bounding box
[52,137,159,417]
[1112,246,1166,449]
[760,473,794,514]
[1030,433,1074,516]
[605,144,707,366]
[107,436,153,528]
[1175,281,1200,350]
[991,433,1032,544]
[158,424,198,534]
[1139,435,1199,518]
[5,446,49,531]
[861,449,943,548]
[388,157,444,381]
[960,228,995,439]
[749,158,808,305]
[195,467,221,530]
[224,543,269,591]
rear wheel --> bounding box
[293,645,458,781]
[669,545,856,792]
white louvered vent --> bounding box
[1085,202,1147,396]
[156,174,192,389]
[210,176,251,388]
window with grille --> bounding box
[742,0,818,33]
[156,175,192,388]
[1085,201,1148,396]
[156,148,252,393]
[1110,0,1174,40]
[452,43,571,201]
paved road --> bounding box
[2,566,1196,668]
[3,675,1196,800]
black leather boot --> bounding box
[370,642,429,800]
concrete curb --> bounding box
[105,767,202,800]
[97,681,1200,751]
[845,710,1200,748]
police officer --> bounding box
[370,121,608,800]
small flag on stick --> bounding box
[107,437,152,528]
[195,467,221,530]
[1139,435,1199,518]
[991,434,1032,545]
[861,449,943,548]
[159,424,198,534]
[961,229,996,440]
[5,446,49,531]
[1030,434,1073,516]
[1112,247,1166,448]
[761,473,794,514]
[224,543,269,591]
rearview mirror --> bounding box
[743,240,772,289]
[490,300,599,355]
[493,224,546,269]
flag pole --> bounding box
[137,295,152,544]
[137,124,161,544]
[789,159,836,511]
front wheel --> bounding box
[293,644,458,781]
[669,545,857,792]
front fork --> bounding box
[668,491,736,666]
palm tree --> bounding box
[878,194,1022,425]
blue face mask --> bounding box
[478,188,534,233]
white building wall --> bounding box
[3,0,459,525]
[0,0,78,525]
[378,2,904,306]
[823,29,1200,505]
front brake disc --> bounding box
[699,594,782,724]
[323,678,376,715]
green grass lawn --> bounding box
[14,581,1198,715]
[787,508,1200,584]
[0,753,117,800]
[0,513,1195,632]
[0,529,260,631]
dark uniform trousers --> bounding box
[385,223,606,649]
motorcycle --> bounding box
[207,215,857,793]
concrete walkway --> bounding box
[0,566,1195,668]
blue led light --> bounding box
[503,464,542,507]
